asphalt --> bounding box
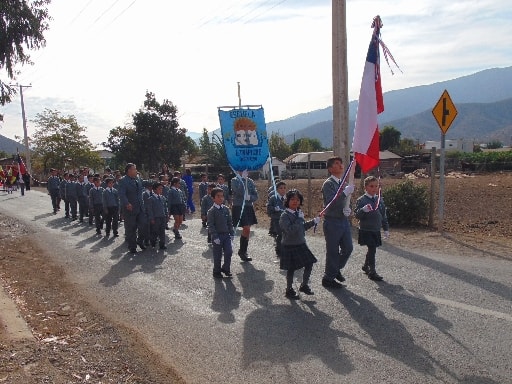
[1,189,512,384]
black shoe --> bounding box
[213,272,223,278]
[368,272,383,281]
[335,272,346,282]
[362,265,370,274]
[322,278,343,289]
[113,232,119,237]
[96,229,101,235]
[221,268,232,277]
[159,245,167,250]
[285,288,300,299]
[137,241,146,250]
[299,284,314,295]
[129,248,137,254]
[238,250,252,262]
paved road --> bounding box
[1,190,511,384]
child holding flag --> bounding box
[354,176,389,281]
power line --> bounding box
[69,0,94,25]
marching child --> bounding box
[279,189,320,299]
[102,177,120,237]
[201,183,217,243]
[89,176,104,235]
[266,181,287,257]
[198,173,209,202]
[147,182,168,249]
[354,176,389,281]
[168,177,186,239]
[216,174,230,206]
[207,187,235,278]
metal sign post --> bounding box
[432,90,458,232]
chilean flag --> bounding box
[352,17,385,174]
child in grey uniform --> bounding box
[89,176,104,235]
[207,187,235,278]
[279,189,320,299]
[102,177,120,237]
[266,181,287,257]
[147,182,168,249]
[355,176,389,281]
[201,183,216,243]
[169,177,186,239]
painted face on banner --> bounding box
[234,117,259,146]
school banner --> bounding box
[218,106,269,171]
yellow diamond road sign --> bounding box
[432,90,458,134]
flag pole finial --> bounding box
[372,15,383,30]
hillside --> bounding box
[268,66,512,145]
[0,134,25,155]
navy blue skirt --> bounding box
[232,205,258,227]
[169,203,185,215]
[280,243,317,271]
[358,229,382,247]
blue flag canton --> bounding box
[218,107,269,171]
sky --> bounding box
[1,0,512,148]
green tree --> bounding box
[380,126,401,150]
[269,132,292,160]
[104,92,188,172]
[394,138,419,156]
[31,109,103,173]
[0,0,51,105]
[290,137,323,153]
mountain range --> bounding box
[269,66,512,146]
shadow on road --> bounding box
[211,278,241,323]
[381,242,512,302]
[242,300,353,376]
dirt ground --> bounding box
[1,172,511,383]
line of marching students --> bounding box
[46,167,193,245]
[45,162,389,299]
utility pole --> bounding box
[19,84,32,175]
[332,0,349,163]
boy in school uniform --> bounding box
[66,173,79,220]
[142,181,153,246]
[201,183,217,242]
[216,174,231,206]
[198,173,209,202]
[76,174,88,223]
[159,174,171,230]
[102,177,120,237]
[207,187,235,278]
[59,172,70,218]
[89,176,104,235]
[146,182,168,249]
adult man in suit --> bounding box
[117,163,146,253]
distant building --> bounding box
[283,150,402,179]
[261,157,287,180]
[423,139,473,153]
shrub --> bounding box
[382,180,429,226]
